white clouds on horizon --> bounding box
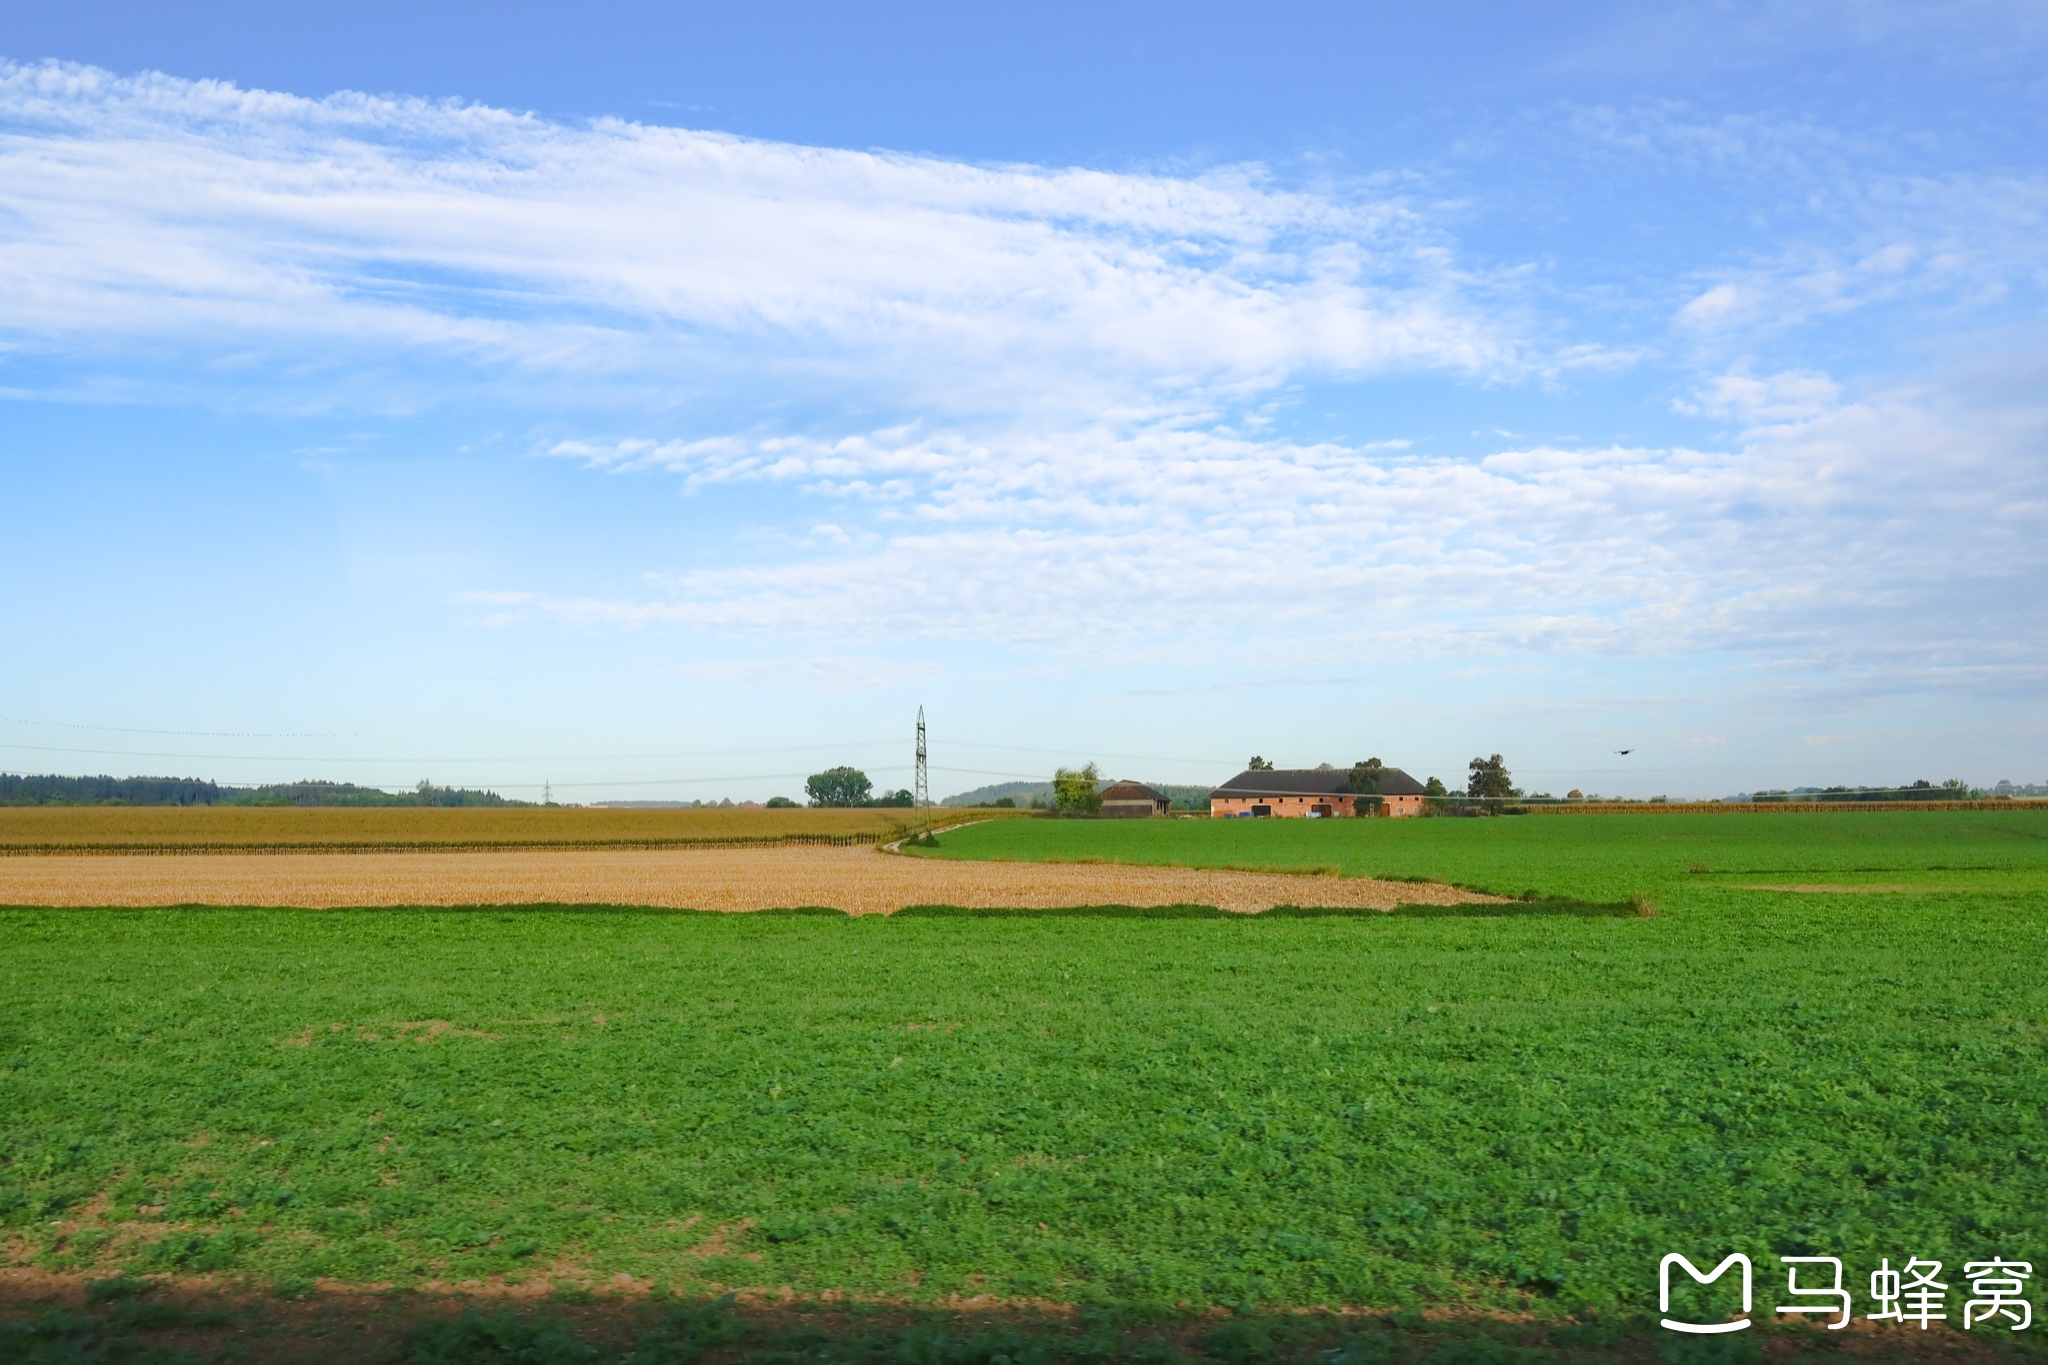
[495,382,2048,687]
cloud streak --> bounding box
[0,60,1516,418]
[504,378,2048,688]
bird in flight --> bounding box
[1615,749,1633,755]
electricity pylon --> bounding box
[915,706,929,833]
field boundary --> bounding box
[878,817,1000,855]
[0,832,904,857]
[0,1272,1871,1365]
[1518,799,2044,815]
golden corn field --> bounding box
[0,804,1006,853]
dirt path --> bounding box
[0,844,1491,914]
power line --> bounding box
[0,738,904,765]
[0,719,342,739]
[530,762,1044,791]
[940,739,1243,766]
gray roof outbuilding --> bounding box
[1213,767,1427,797]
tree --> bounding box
[765,796,798,808]
[1348,757,1385,815]
[805,766,873,808]
[1468,754,1514,802]
[871,788,915,808]
[1053,763,1103,814]
[1247,756,1274,771]
[1417,775,1447,815]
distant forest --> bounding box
[0,774,523,807]
[1744,780,2012,802]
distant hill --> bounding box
[0,773,524,807]
[1726,780,2013,802]
[940,780,1052,808]
[941,779,1212,809]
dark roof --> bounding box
[1101,780,1168,801]
[1213,767,1427,797]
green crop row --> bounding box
[4,876,2045,1321]
[907,808,2048,902]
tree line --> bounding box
[0,774,522,807]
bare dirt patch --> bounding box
[0,1269,2008,1365]
[0,844,1494,914]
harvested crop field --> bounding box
[0,843,1494,912]
[0,804,993,853]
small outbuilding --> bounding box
[1100,780,1172,817]
[1210,766,1429,818]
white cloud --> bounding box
[1675,368,1841,423]
[1546,104,2048,346]
[1667,175,2048,337]
[1676,283,1752,329]
[0,60,1518,418]
[491,376,2048,681]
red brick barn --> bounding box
[1209,766,1429,818]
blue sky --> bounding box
[2,1,2045,801]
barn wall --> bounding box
[1100,800,1161,818]
[1208,793,1426,818]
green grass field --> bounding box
[4,812,2046,1362]
[912,807,2048,900]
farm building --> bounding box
[1210,766,1429,818]
[1099,780,1172,817]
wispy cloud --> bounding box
[0,60,1519,419]
[1670,173,2048,336]
[1537,102,2048,343]
[489,377,2048,682]
[1673,368,1840,422]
